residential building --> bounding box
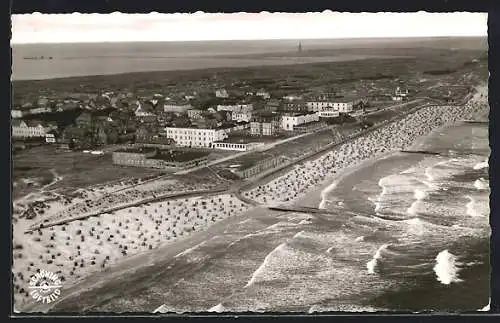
[164,126,228,148]
[216,104,253,113]
[215,89,229,98]
[29,106,51,115]
[256,89,271,99]
[75,112,93,127]
[163,102,192,113]
[12,120,48,138]
[11,108,27,118]
[281,112,319,131]
[231,110,253,123]
[282,101,308,113]
[45,129,58,143]
[283,94,303,101]
[250,115,280,136]
[135,101,156,117]
[392,87,410,101]
[187,109,203,120]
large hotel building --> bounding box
[164,127,228,148]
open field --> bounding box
[12,147,162,199]
[12,44,486,101]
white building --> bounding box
[11,109,25,118]
[256,89,271,99]
[216,104,253,113]
[283,94,303,101]
[164,103,192,113]
[134,103,155,117]
[281,112,319,131]
[306,101,354,113]
[164,127,228,148]
[187,109,203,120]
[212,141,264,152]
[231,111,252,123]
[12,120,48,138]
[45,132,56,143]
[318,109,340,118]
[29,106,51,115]
[215,89,229,98]
[395,87,409,97]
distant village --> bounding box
[11,84,415,146]
[13,67,474,175]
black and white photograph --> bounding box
[10,11,490,313]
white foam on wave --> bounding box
[406,188,428,215]
[174,239,209,258]
[404,217,427,236]
[319,180,338,209]
[245,242,287,288]
[465,196,485,217]
[433,249,462,285]
[355,236,364,242]
[208,303,226,313]
[367,244,389,274]
[293,230,305,239]
[298,218,313,225]
[478,298,491,311]
[424,166,435,182]
[401,167,417,174]
[473,160,489,170]
[474,178,489,190]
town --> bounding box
[12,44,488,312]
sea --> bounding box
[11,37,486,81]
[50,122,490,313]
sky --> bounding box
[11,11,488,44]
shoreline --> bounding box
[294,150,401,209]
[22,205,276,313]
[18,83,488,313]
[12,54,408,83]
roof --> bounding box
[25,120,45,127]
[12,119,24,127]
[115,147,157,154]
[217,135,255,144]
[151,150,209,162]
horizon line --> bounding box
[10,35,487,45]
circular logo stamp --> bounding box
[28,270,62,304]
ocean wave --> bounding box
[474,178,489,190]
[174,239,210,258]
[244,242,287,288]
[367,244,389,274]
[319,181,338,209]
[293,230,306,239]
[473,160,489,170]
[433,249,462,285]
[478,298,491,312]
[208,303,226,313]
[465,196,487,217]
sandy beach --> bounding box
[242,86,487,208]
[13,84,488,312]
